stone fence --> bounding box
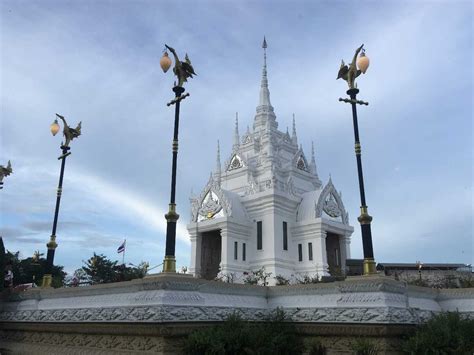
[0,274,473,354]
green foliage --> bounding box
[406,278,430,288]
[4,250,66,287]
[183,308,304,355]
[304,338,327,355]
[243,267,272,286]
[351,338,379,355]
[72,268,90,284]
[403,312,474,354]
[295,274,320,284]
[123,261,148,280]
[328,265,345,278]
[243,272,258,285]
[81,253,148,284]
[215,271,237,283]
[82,253,118,284]
[405,273,474,289]
[459,273,474,288]
[274,274,290,286]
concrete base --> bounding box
[1,274,473,354]
[0,321,414,354]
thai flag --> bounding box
[117,240,126,254]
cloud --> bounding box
[0,227,36,240]
[0,1,472,272]
[66,168,190,244]
[22,220,95,232]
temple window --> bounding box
[257,221,263,250]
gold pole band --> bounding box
[47,235,58,250]
[165,203,179,222]
[162,255,176,273]
[355,142,361,155]
[41,274,53,288]
[363,258,377,275]
[358,206,373,225]
[172,140,178,152]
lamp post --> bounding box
[0,161,13,190]
[31,250,42,285]
[416,260,423,282]
[337,44,376,275]
[159,45,196,273]
[42,114,82,287]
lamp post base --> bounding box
[162,255,176,273]
[363,258,377,275]
[41,274,53,288]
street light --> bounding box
[42,113,82,287]
[31,250,43,285]
[0,161,13,190]
[416,260,423,282]
[159,45,196,273]
[337,44,376,275]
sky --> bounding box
[0,0,472,275]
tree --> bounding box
[403,312,474,354]
[122,261,149,281]
[81,253,149,284]
[4,250,66,288]
[69,268,91,286]
[183,309,304,355]
[81,253,119,284]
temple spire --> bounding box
[233,113,240,151]
[259,36,272,107]
[292,114,298,146]
[215,140,221,185]
[309,141,318,176]
[254,37,277,132]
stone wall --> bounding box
[386,269,472,288]
[0,274,473,354]
[0,321,414,354]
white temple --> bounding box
[188,38,354,285]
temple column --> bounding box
[344,231,352,259]
[189,230,202,277]
[219,226,231,275]
[339,235,348,274]
[314,230,329,276]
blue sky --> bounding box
[0,0,472,275]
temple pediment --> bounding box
[226,153,245,172]
[315,178,349,225]
[190,174,248,223]
[292,148,310,173]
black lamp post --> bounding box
[337,44,376,275]
[42,114,81,287]
[159,45,195,273]
[416,260,423,282]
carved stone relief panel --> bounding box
[198,191,224,221]
[228,155,243,171]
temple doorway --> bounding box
[326,232,341,275]
[200,230,222,280]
